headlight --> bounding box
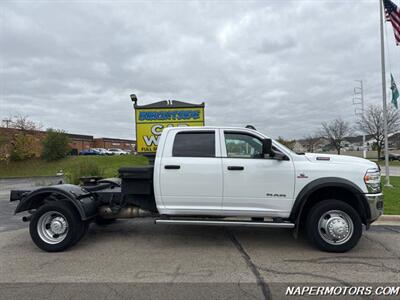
[364,169,381,193]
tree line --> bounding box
[277,104,400,158]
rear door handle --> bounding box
[227,166,244,171]
[165,165,180,169]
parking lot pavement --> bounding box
[0,180,399,299]
[0,183,26,233]
[0,220,399,299]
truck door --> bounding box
[159,129,223,214]
[221,131,295,217]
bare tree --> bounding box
[10,115,41,131]
[303,134,321,153]
[276,136,296,150]
[320,118,352,155]
[357,104,400,159]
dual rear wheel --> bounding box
[30,201,88,252]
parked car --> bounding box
[379,153,400,161]
[11,126,383,253]
[108,148,128,155]
[92,148,112,155]
[103,148,114,155]
[79,149,102,156]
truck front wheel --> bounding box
[306,199,362,253]
[29,201,83,252]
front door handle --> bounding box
[165,165,180,169]
[227,166,244,171]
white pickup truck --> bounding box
[10,126,383,253]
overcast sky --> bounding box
[1,0,399,140]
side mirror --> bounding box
[262,139,273,157]
[262,139,288,160]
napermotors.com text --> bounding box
[286,286,400,296]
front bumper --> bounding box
[365,192,384,222]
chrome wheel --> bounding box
[318,210,354,245]
[37,211,69,244]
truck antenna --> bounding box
[245,125,257,130]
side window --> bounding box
[224,132,263,158]
[172,131,215,157]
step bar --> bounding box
[155,219,295,228]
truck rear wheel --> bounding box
[71,221,89,247]
[306,199,362,253]
[29,201,83,252]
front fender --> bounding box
[290,177,370,222]
[15,184,97,221]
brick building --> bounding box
[0,127,136,156]
[68,133,95,154]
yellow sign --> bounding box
[135,107,205,153]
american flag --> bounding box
[384,0,400,45]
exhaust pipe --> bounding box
[22,215,32,222]
[98,206,152,219]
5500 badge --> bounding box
[135,107,205,154]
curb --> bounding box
[372,214,400,226]
[378,215,400,222]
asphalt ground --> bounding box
[0,179,399,300]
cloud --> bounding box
[1,0,399,140]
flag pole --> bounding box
[379,0,391,186]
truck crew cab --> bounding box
[10,127,383,253]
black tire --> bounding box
[306,199,362,253]
[70,221,89,247]
[29,201,83,252]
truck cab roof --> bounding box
[162,126,270,137]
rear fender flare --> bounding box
[15,184,97,220]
